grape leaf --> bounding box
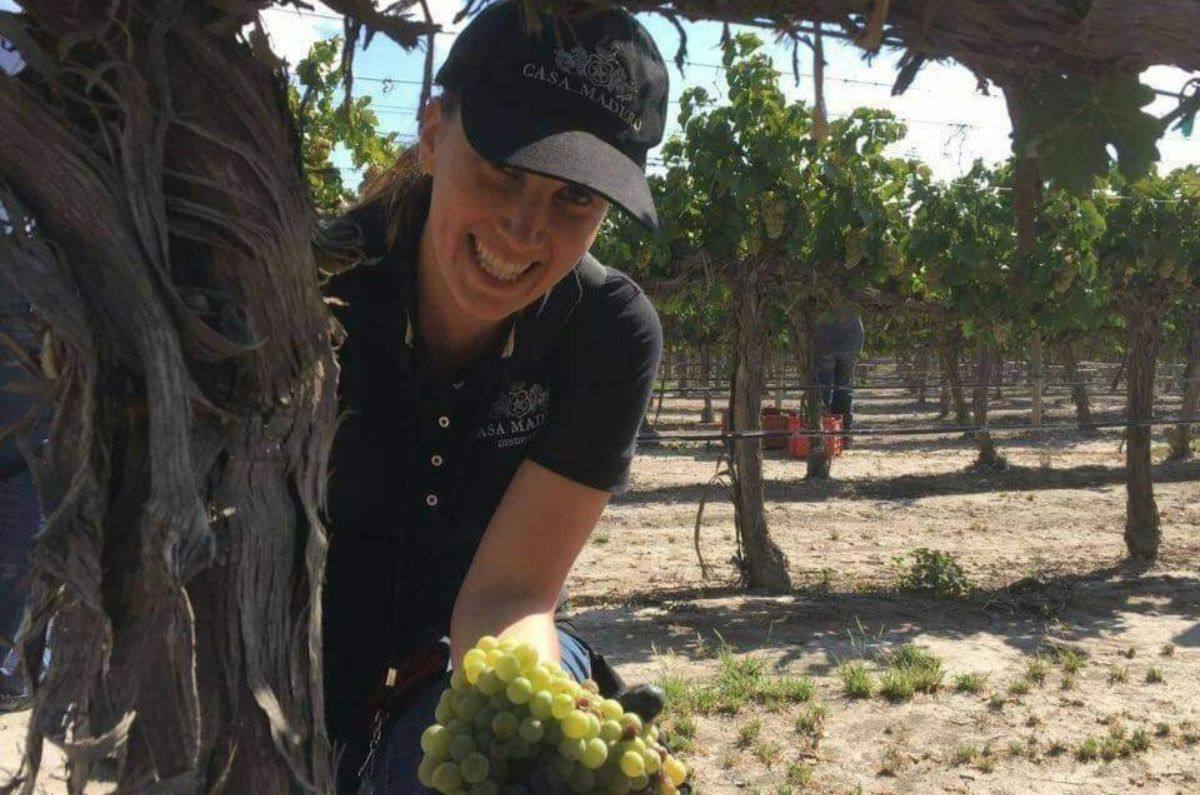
[1011,72,1161,195]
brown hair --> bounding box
[351,91,461,252]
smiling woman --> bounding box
[318,1,669,792]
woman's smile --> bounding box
[466,232,542,286]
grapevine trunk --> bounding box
[1123,300,1161,561]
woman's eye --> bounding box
[560,184,596,207]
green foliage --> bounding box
[288,36,399,212]
[1012,73,1162,195]
[894,548,974,599]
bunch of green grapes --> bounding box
[418,636,688,794]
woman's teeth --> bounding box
[471,235,533,283]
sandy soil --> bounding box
[3,387,1198,794]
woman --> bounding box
[321,2,669,791]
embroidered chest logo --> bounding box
[521,44,642,131]
[477,381,551,448]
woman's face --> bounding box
[417,99,611,323]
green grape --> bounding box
[600,699,623,721]
[474,731,492,753]
[562,709,589,740]
[568,765,595,793]
[418,756,439,788]
[460,752,489,784]
[507,737,531,759]
[518,717,544,744]
[543,721,563,746]
[422,724,450,757]
[491,711,519,740]
[444,719,469,739]
[450,667,468,692]
[605,773,632,795]
[585,713,602,739]
[619,749,645,778]
[529,666,552,692]
[580,737,608,769]
[489,693,510,710]
[580,679,600,695]
[472,706,496,732]
[558,737,585,761]
[495,654,521,683]
[600,719,622,743]
[432,761,464,792]
[455,693,484,722]
[663,755,688,786]
[641,747,660,775]
[620,713,643,737]
[551,753,575,779]
[552,692,576,720]
[630,772,649,790]
[476,669,503,696]
[464,660,486,685]
[486,649,504,667]
[469,783,499,795]
[529,690,554,720]
[498,637,518,652]
[506,676,534,705]
[629,736,646,755]
[476,636,499,652]
[435,694,455,724]
[488,739,507,762]
[514,643,539,671]
[463,648,488,671]
[449,733,476,762]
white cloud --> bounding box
[257,3,342,67]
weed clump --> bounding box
[894,548,974,599]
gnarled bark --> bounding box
[1167,311,1199,461]
[1123,300,1162,561]
[1061,341,1095,432]
[971,345,1004,469]
[1,4,335,791]
[729,261,791,593]
[937,329,970,426]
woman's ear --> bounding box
[417,99,445,177]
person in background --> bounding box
[0,294,39,713]
[813,307,865,444]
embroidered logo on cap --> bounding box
[521,43,642,131]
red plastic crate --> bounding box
[721,407,799,450]
[786,415,844,459]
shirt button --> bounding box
[438,416,450,429]
[425,494,439,508]
[431,454,444,467]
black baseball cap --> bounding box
[435,1,668,230]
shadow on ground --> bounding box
[612,457,1200,506]
[571,562,1200,676]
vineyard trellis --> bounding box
[2,1,1200,793]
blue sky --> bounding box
[257,1,1199,187]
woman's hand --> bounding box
[449,460,609,668]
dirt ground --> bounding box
[3,386,1198,794]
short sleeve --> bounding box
[527,273,662,494]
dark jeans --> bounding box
[355,628,594,795]
[815,352,857,430]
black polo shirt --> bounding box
[321,198,662,756]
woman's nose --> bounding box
[501,193,549,252]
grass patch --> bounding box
[876,644,944,702]
[795,704,827,744]
[590,533,610,545]
[658,651,816,717]
[1075,726,1154,763]
[987,692,1007,710]
[736,719,763,749]
[954,672,988,694]
[950,743,979,766]
[1007,679,1032,697]
[1145,666,1164,684]
[785,762,814,788]
[1160,643,1175,657]
[751,739,780,768]
[1025,657,1050,685]
[879,670,916,702]
[1042,644,1087,673]
[1107,665,1129,684]
[839,661,875,699]
[879,744,908,777]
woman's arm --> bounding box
[449,459,609,668]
